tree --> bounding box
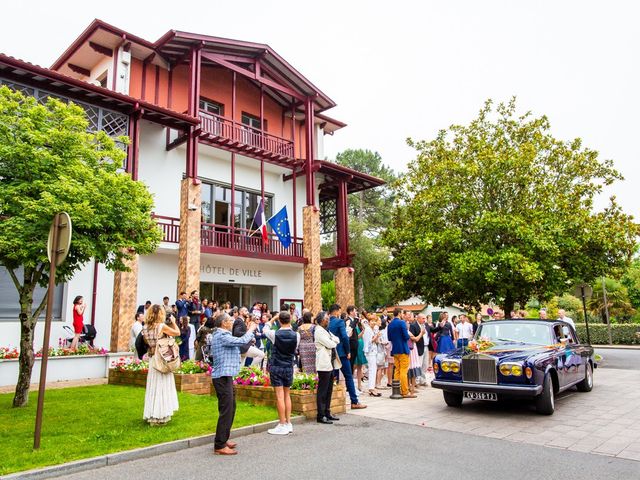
[588,278,636,323]
[0,87,161,407]
[383,98,639,315]
[621,256,640,310]
[335,149,397,231]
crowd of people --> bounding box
[127,292,573,456]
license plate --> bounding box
[464,391,497,401]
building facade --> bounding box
[0,20,384,352]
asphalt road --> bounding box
[594,348,640,370]
[64,415,639,480]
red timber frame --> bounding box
[170,46,323,247]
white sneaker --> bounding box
[267,424,289,435]
[285,422,293,433]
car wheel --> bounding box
[443,391,463,407]
[535,374,555,415]
[576,362,593,392]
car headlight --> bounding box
[440,360,460,374]
[525,367,533,379]
[500,363,524,376]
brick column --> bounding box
[335,267,355,309]
[303,205,322,314]
[178,178,201,296]
[110,254,138,352]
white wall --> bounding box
[0,261,114,351]
[198,253,304,308]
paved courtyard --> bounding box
[349,349,640,461]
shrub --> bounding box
[290,372,318,391]
[575,323,640,345]
[176,360,211,375]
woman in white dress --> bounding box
[142,304,180,425]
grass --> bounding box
[0,384,277,475]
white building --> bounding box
[0,20,384,352]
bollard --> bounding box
[390,379,403,399]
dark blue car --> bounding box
[431,319,595,415]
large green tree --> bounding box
[0,86,161,407]
[588,278,636,323]
[621,256,640,310]
[323,150,396,308]
[383,98,638,315]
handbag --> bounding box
[150,325,181,373]
[135,331,148,359]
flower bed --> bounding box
[107,359,212,395]
[221,367,345,419]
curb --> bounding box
[1,416,306,480]
[592,345,640,350]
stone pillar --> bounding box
[303,205,322,314]
[178,178,201,296]
[110,254,138,352]
[335,267,355,309]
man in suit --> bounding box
[387,307,413,398]
[328,303,366,410]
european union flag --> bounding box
[267,206,291,248]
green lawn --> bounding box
[0,384,277,475]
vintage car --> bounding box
[431,319,595,415]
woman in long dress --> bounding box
[297,311,316,374]
[142,304,180,425]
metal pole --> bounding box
[602,276,612,345]
[34,213,60,449]
[581,285,591,345]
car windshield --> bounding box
[476,322,553,346]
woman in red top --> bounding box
[70,295,85,350]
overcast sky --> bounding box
[2,0,638,219]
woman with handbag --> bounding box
[314,311,341,424]
[142,305,181,425]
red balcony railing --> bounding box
[198,111,295,159]
[154,214,180,243]
[153,215,305,262]
[201,223,304,260]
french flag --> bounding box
[251,198,269,245]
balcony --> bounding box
[198,111,296,164]
[154,215,305,263]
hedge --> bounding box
[575,323,640,345]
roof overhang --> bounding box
[316,160,386,200]
[51,19,164,77]
[0,54,198,130]
[155,30,336,113]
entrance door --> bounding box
[214,283,241,307]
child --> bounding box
[262,311,299,435]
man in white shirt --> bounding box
[557,309,575,329]
[455,314,474,348]
[129,312,144,356]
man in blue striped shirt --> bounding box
[210,312,256,455]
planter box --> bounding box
[0,352,134,387]
[108,369,211,395]
[227,384,346,419]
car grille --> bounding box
[462,354,497,384]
